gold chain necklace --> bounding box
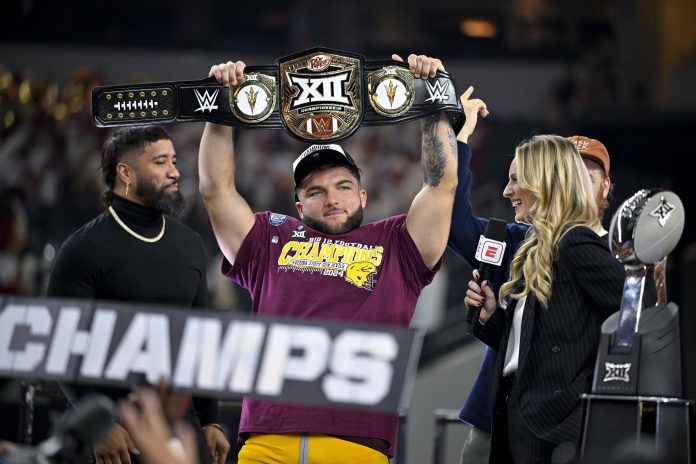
[108,206,165,243]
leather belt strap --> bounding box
[92,48,464,142]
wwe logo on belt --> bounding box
[425,81,450,103]
[308,115,340,135]
[194,89,219,113]
[603,362,631,383]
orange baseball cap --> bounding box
[567,135,610,175]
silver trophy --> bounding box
[579,189,690,464]
[594,188,685,396]
[608,189,684,349]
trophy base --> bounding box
[578,393,693,463]
[592,302,681,397]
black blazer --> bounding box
[474,226,625,448]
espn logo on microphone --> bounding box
[475,236,506,266]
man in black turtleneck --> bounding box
[47,125,230,464]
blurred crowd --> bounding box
[1,65,101,297]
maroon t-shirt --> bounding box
[223,212,439,456]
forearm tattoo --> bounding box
[421,114,455,187]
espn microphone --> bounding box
[466,218,507,333]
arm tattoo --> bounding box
[446,123,456,154]
[421,114,454,187]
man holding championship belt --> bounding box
[198,53,483,463]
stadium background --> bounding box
[1,1,695,462]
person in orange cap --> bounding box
[567,135,613,225]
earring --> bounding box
[126,182,130,197]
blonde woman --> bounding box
[465,135,624,463]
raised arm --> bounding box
[449,88,491,264]
[198,61,256,264]
[392,54,457,269]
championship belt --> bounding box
[91,48,464,142]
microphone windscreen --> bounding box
[483,218,507,243]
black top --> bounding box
[47,195,217,424]
[474,226,625,460]
[47,195,207,305]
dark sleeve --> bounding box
[46,233,98,299]
[47,234,125,406]
[193,237,209,309]
[563,227,624,319]
[189,236,220,424]
[472,305,506,351]
[448,141,488,265]
[193,395,220,425]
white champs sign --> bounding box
[0,296,421,413]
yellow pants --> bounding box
[237,433,389,464]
